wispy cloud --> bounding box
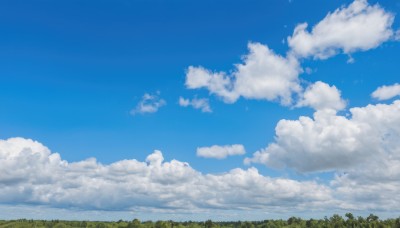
[131,92,166,115]
[179,97,212,113]
[396,30,400,40]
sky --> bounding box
[1,0,400,221]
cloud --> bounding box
[245,100,400,174]
[296,81,346,111]
[396,30,400,40]
[186,43,302,105]
[244,99,400,212]
[3,136,400,215]
[131,92,166,115]
[0,137,333,213]
[179,97,212,113]
[371,83,400,100]
[288,0,395,59]
[185,1,397,107]
[196,144,246,159]
[3,123,400,215]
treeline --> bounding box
[1,213,400,228]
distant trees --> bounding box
[1,213,399,228]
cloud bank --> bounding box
[0,137,333,213]
[2,123,400,217]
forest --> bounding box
[1,213,400,228]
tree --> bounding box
[128,219,142,228]
[345,213,355,228]
[205,220,213,228]
[345,213,354,220]
[330,214,344,228]
[287,216,301,225]
[367,214,379,222]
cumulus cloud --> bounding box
[244,99,400,211]
[179,97,212,113]
[131,92,166,115]
[196,144,246,159]
[185,1,397,107]
[371,83,400,100]
[245,100,400,175]
[288,0,395,59]
[3,124,400,214]
[186,43,302,105]
[0,137,333,213]
[296,81,346,111]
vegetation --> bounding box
[0,213,400,228]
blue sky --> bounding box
[1,0,400,221]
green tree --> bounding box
[205,220,213,228]
[345,213,355,228]
[287,216,302,226]
[330,214,344,228]
[367,214,379,222]
[128,219,142,228]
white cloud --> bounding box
[245,99,400,212]
[245,100,400,174]
[0,137,333,213]
[185,66,238,103]
[184,1,398,109]
[296,81,346,111]
[196,144,246,159]
[186,43,302,105]
[288,0,395,59]
[179,97,212,113]
[371,83,400,100]
[3,124,400,216]
[131,92,166,115]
